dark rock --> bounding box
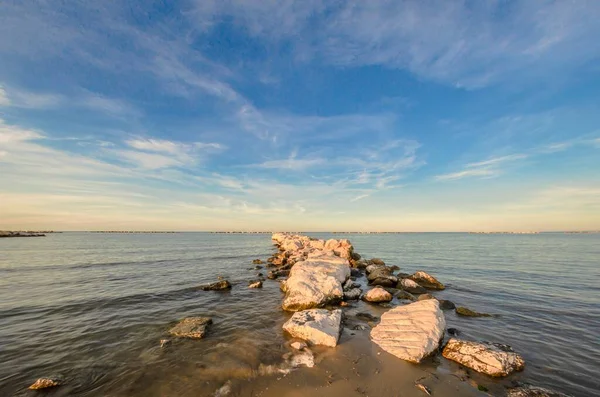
[369,258,385,266]
[257,272,264,277]
[29,376,63,390]
[356,312,379,322]
[447,327,460,336]
[344,288,362,300]
[378,302,393,308]
[389,265,400,271]
[438,299,456,310]
[408,271,445,290]
[418,293,435,301]
[370,277,397,287]
[254,265,263,270]
[355,260,368,269]
[252,259,264,264]
[199,280,231,291]
[350,268,362,277]
[267,271,277,280]
[396,290,417,301]
[351,252,362,261]
[169,317,212,339]
[507,385,573,397]
[455,307,491,317]
[396,272,410,278]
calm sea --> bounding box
[0,232,598,396]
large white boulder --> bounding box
[442,339,525,377]
[282,257,350,311]
[370,300,446,363]
[283,309,343,347]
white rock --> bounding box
[289,350,315,368]
[370,300,446,363]
[290,341,307,350]
[283,309,343,347]
[363,287,392,302]
[442,339,525,377]
[282,256,350,311]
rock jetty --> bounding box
[370,299,446,363]
[272,233,352,311]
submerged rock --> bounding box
[455,306,491,317]
[409,271,445,290]
[169,317,213,339]
[442,338,525,377]
[356,312,378,322]
[252,259,264,264]
[282,309,343,347]
[507,385,573,397]
[199,280,232,291]
[398,278,427,294]
[447,327,460,336]
[248,280,263,288]
[159,338,170,348]
[370,300,446,363]
[363,286,393,303]
[29,376,63,390]
[288,349,315,368]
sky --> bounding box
[1,0,599,232]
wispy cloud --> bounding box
[436,154,528,181]
[254,150,324,171]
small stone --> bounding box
[340,301,350,307]
[29,377,63,390]
[199,280,232,291]
[418,293,435,301]
[396,290,417,301]
[455,306,491,317]
[363,286,393,302]
[344,287,362,300]
[252,259,264,264]
[369,258,385,266]
[289,349,315,368]
[290,341,307,350]
[169,317,212,339]
[248,280,263,288]
[160,338,170,348]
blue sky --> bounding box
[1,0,599,231]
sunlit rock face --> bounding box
[442,338,525,377]
[370,300,446,363]
[283,308,343,347]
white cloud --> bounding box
[115,150,183,170]
[435,168,497,181]
[466,154,528,168]
[0,86,11,106]
[185,0,600,88]
[0,120,44,143]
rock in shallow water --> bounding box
[398,278,427,294]
[507,385,573,397]
[363,286,393,302]
[438,299,456,310]
[455,306,491,317]
[168,317,212,339]
[370,300,446,363]
[283,309,342,347]
[442,338,525,377]
[199,280,231,291]
[248,280,263,288]
[409,271,445,290]
[29,376,63,390]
